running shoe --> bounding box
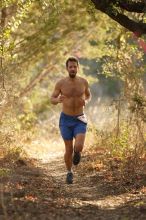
[73,150,81,165]
[66,172,73,184]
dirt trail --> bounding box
[1,146,146,220]
[41,154,146,220]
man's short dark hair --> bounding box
[66,57,79,67]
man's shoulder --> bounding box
[56,77,67,85]
[56,77,66,87]
[78,76,88,84]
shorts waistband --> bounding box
[61,112,84,118]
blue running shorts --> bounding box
[59,112,87,140]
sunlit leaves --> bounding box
[1,0,16,9]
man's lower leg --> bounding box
[64,152,73,184]
[73,145,82,165]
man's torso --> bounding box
[60,77,86,116]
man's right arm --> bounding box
[50,81,61,105]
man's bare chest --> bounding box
[61,84,85,97]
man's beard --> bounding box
[69,72,76,78]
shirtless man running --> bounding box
[50,57,91,184]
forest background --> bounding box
[0,1,146,218]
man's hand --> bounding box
[79,98,90,107]
[58,95,66,103]
[79,98,86,107]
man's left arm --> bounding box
[84,80,91,106]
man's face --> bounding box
[66,61,78,78]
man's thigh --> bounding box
[74,133,86,151]
[59,124,73,140]
[74,121,87,146]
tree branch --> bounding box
[90,0,146,36]
[19,66,55,97]
[119,1,145,13]
[108,11,146,36]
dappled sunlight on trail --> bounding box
[23,137,64,163]
[1,135,146,219]
[40,155,146,220]
[7,126,144,220]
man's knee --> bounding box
[65,146,73,156]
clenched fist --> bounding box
[79,98,86,107]
[58,95,66,103]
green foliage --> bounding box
[132,93,146,109]
[1,1,146,176]
[18,112,37,130]
[5,145,25,162]
[109,126,130,159]
[0,168,11,177]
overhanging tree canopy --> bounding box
[90,0,146,36]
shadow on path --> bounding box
[42,156,146,220]
[0,152,146,220]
